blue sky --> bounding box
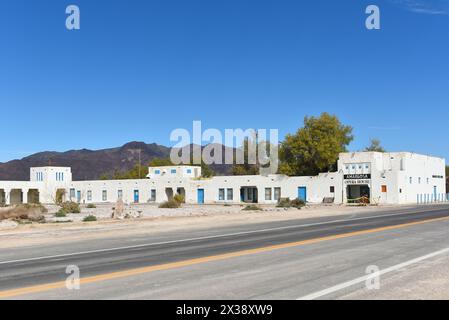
[0,0,448,162]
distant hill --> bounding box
[0,142,234,181]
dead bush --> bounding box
[0,204,47,222]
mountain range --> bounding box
[0,142,233,181]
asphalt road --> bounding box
[1,204,449,299]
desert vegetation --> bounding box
[0,204,47,222]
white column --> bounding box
[4,189,11,206]
[23,189,29,204]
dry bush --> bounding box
[0,204,47,222]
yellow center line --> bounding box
[1,215,449,299]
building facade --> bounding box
[0,152,446,206]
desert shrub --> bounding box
[83,215,97,222]
[55,210,67,218]
[276,198,305,209]
[59,201,81,214]
[0,204,47,222]
[276,198,292,208]
[158,200,181,209]
[173,194,185,204]
[242,205,263,211]
[290,198,305,209]
[55,189,66,205]
[86,203,96,209]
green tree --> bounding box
[100,165,149,180]
[231,136,275,176]
[279,113,353,176]
[200,162,215,178]
[149,157,174,167]
[365,138,385,152]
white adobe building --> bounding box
[0,152,446,206]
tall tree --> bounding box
[149,157,174,167]
[365,138,385,152]
[231,135,277,176]
[279,113,353,176]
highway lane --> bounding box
[1,204,449,299]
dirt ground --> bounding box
[0,203,414,249]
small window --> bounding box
[117,190,123,199]
[330,186,335,193]
[418,177,421,184]
[227,188,233,201]
[155,170,161,174]
[218,188,225,201]
[409,177,413,184]
[171,169,177,174]
[102,190,107,201]
[381,185,387,193]
[274,187,281,201]
[87,190,92,201]
[265,188,272,201]
[187,169,192,174]
[70,188,75,200]
[150,189,156,201]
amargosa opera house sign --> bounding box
[344,174,371,185]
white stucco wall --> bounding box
[0,153,446,206]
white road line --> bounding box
[297,247,449,300]
[0,207,447,265]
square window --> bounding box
[218,188,225,201]
[187,169,192,174]
[227,188,233,201]
[155,170,161,174]
[171,169,177,174]
[150,189,156,201]
[265,188,272,201]
[274,188,281,201]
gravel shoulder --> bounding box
[0,203,417,249]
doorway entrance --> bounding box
[240,187,258,203]
[347,185,370,204]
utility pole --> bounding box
[138,149,142,179]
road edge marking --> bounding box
[297,247,449,300]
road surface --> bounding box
[1,204,449,299]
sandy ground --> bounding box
[0,203,413,249]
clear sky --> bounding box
[1,0,448,162]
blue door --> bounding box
[134,190,139,203]
[76,191,81,203]
[197,189,204,204]
[298,187,307,202]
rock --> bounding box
[112,199,125,219]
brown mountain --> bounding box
[0,142,234,181]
